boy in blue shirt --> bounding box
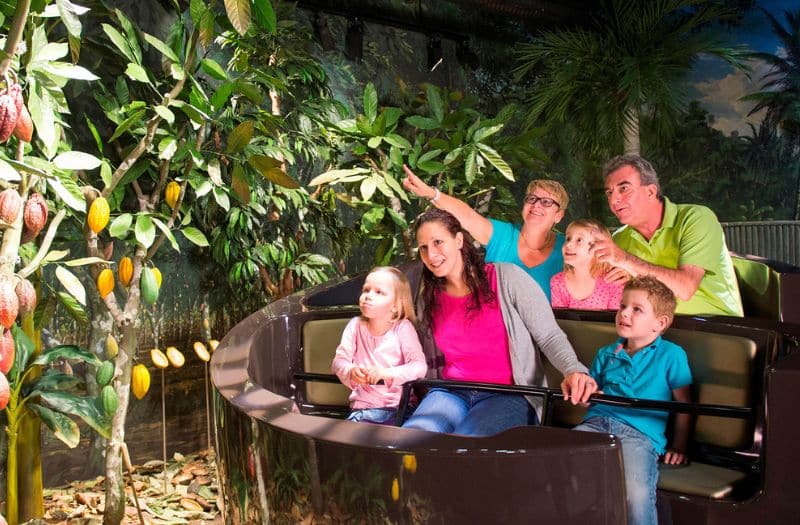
[571,276,692,525]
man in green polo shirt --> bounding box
[590,155,743,317]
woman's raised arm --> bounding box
[402,165,493,245]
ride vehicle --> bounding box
[211,254,800,524]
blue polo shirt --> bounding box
[584,336,692,453]
[485,219,564,301]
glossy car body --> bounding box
[211,255,800,524]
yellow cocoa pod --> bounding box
[105,334,119,359]
[96,269,115,298]
[166,346,185,367]
[150,348,169,369]
[391,478,400,502]
[118,257,133,287]
[402,454,417,473]
[193,341,210,362]
[87,197,110,233]
[151,267,162,288]
[132,364,151,400]
[209,339,219,352]
[165,181,180,209]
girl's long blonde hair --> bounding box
[367,266,416,323]
[564,219,612,278]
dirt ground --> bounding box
[24,449,223,525]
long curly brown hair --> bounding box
[414,208,495,329]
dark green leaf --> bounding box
[189,0,207,25]
[142,32,179,63]
[252,0,276,33]
[405,116,438,130]
[426,84,444,122]
[200,58,228,81]
[11,325,35,378]
[33,345,101,367]
[109,213,133,239]
[28,404,80,448]
[39,391,111,439]
[109,109,146,142]
[363,83,377,123]
[30,371,82,393]
[135,214,156,249]
[477,143,514,181]
[180,227,210,247]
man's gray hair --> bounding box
[602,155,662,198]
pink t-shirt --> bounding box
[332,317,427,410]
[549,272,623,311]
[431,265,513,384]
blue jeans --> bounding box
[347,407,397,424]
[402,388,537,437]
[574,416,659,525]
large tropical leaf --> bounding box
[28,403,81,448]
[224,0,251,35]
[38,391,111,439]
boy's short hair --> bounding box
[624,276,677,325]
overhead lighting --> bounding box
[427,35,443,71]
[314,13,336,52]
[345,18,364,62]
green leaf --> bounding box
[0,159,20,182]
[125,63,150,84]
[363,83,378,123]
[180,226,210,247]
[189,0,207,25]
[158,137,177,160]
[12,326,35,379]
[386,208,408,228]
[170,101,210,125]
[367,136,382,149]
[252,0,276,33]
[213,187,230,211]
[43,250,70,263]
[85,117,103,154]
[418,149,443,163]
[200,58,228,81]
[464,147,477,185]
[361,207,385,231]
[384,134,412,149]
[56,292,88,324]
[443,147,463,165]
[477,143,514,181]
[53,151,102,171]
[472,124,504,143]
[115,8,142,64]
[101,24,137,64]
[47,177,85,212]
[382,172,409,203]
[199,10,215,49]
[55,266,86,305]
[224,0,251,35]
[56,0,83,37]
[389,146,403,167]
[227,121,254,153]
[135,214,156,249]
[426,84,444,122]
[109,109,146,142]
[109,213,133,238]
[152,217,180,251]
[154,105,175,125]
[30,371,82,393]
[308,168,370,186]
[33,345,102,367]
[64,257,108,267]
[211,82,234,111]
[405,115,439,130]
[28,404,80,448]
[142,32,179,63]
[38,391,110,439]
[360,177,377,201]
[41,62,98,81]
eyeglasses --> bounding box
[524,195,560,208]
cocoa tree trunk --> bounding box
[88,293,114,474]
[102,322,137,525]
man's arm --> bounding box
[590,234,704,301]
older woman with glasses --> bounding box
[403,165,568,300]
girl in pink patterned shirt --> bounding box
[550,219,623,311]
[332,267,426,424]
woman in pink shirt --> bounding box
[332,267,427,424]
[402,209,597,436]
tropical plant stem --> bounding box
[0,0,30,78]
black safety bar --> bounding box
[292,373,753,428]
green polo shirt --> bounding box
[613,198,743,317]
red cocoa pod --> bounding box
[0,279,18,329]
[20,224,36,244]
[13,104,32,143]
[0,370,9,410]
[23,192,47,237]
[0,93,19,142]
[6,83,23,116]
[0,188,22,224]
[15,278,36,319]
[0,329,14,374]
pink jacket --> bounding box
[332,317,427,410]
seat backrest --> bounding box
[302,318,352,405]
[548,320,758,450]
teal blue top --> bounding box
[585,336,692,453]
[485,219,564,301]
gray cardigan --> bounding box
[417,262,588,421]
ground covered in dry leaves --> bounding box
[27,449,222,525]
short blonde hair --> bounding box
[564,218,611,278]
[368,266,416,323]
[525,179,569,211]
[624,276,677,327]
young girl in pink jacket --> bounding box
[332,267,427,424]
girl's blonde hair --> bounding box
[564,219,611,278]
[367,266,416,323]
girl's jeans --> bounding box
[402,387,537,437]
[574,416,660,525]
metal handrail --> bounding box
[293,373,753,427]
